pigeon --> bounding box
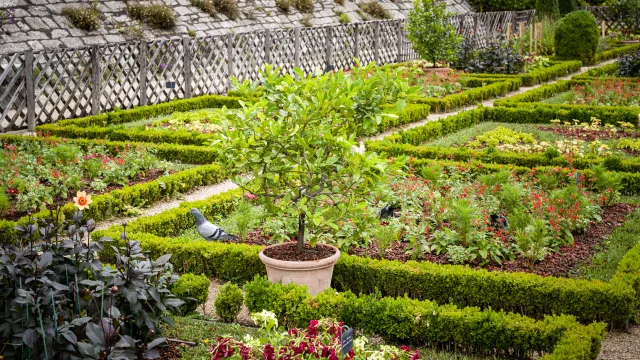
[190,208,238,241]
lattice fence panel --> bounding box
[357,23,376,64]
[399,20,419,62]
[331,24,356,70]
[146,39,186,104]
[270,28,296,76]
[191,35,228,96]
[100,42,141,112]
[33,48,93,124]
[379,21,400,64]
[0,53,27,132]
[300,27,327,74]
[233,32,268,83]
[583,6,633,32]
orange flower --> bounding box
[73,191,92,210]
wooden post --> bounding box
[506,22,512,40]
[374,21,381,64]
[354,23,359,64]
[519,22,525,53]
[90,45,100,115]
[183,37,192,99]
[264,29,271,64]
[601,20,607,38]
[226,33,234,91]
[294,27,301,69]
[529,23,533,53]
[325,26,333,72]
[538,22,543,53]
[139,41,148,106]
[24,50,35,131]
[396,20,403,63]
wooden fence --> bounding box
[0,11,535,133]
[583,6,637,33]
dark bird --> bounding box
[190,208,238,241]
[377,204,400,219]
[489,213,509,230]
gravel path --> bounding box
[598,326,640,360]
[199,278,254,326]
[95,179,238,230]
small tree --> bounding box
[218,65,409,253]
[407,0,463,67]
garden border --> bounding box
[244,277,606,360]
[0,135,227,243]
[92,187,639,327]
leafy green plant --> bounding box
[214,0,241,20]
[554,10,599,64]
[1,203,183,359]
[617,50,640,77]
[407,0,463,66]
[464,40,525,74]
[218,65,407,253]
[172,273,210,314]
[371,219,403,256]
[558,0,577,16]
[191,0,217,15]
[127,3,176,29]
[214,283,244,323]
[0,191,9,216]
[358,1,391,19]
[336,10,350,24]
[62,1,103,31]
[218,199,263,242]
[515,217,551,267]
[296,0,315,13]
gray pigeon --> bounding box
[190,208,238,241]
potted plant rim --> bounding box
[217,65,404,295]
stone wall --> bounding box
[0,0,473,54]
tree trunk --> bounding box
[297,212,305,253]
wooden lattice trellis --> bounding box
[583,6,638,33]
[1,13,541,132]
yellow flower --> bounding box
[203,339,209,344]
[73,191,92,210]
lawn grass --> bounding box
[572,205,640,282]
[541,90,575,104]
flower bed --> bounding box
[543,78,640,107]
[0,136,182,220]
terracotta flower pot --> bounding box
[259,243,341,296]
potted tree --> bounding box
[218,65,404,295]
[407,0,463,74]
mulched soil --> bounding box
[538,126,640,141]
[4,169,172,221]
[238,203,636,277]
[263,242,337,261]
[158,342,193,360]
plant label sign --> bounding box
[341,326,353,355]
[166,81,176,89]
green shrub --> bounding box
[214,282,244,323]
[214,0,241,20]
[128,3,176,29]
[536,0,560,19]
[244,277,606,359]
[0,192,9,217]
[295,0,315,13]
[172,273,211,314]
[275,0,294,12]
[62,4,102,31]
[191,0,217,15]
[558,0,578,16]
[336,11,350,24]
[554,10,599,64]
[359,1,391,19]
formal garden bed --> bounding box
[4,1,640,358]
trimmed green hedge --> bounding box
[93,188,639,326]
[596,43,640,62]
[37,103,431,146]
[490,102,640,124]
[465,61,583,87]
[0,134,220,165]
[409,80,520,113]
[53,94,245,128]
[244,277,606,360]
[172,273,211,314]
